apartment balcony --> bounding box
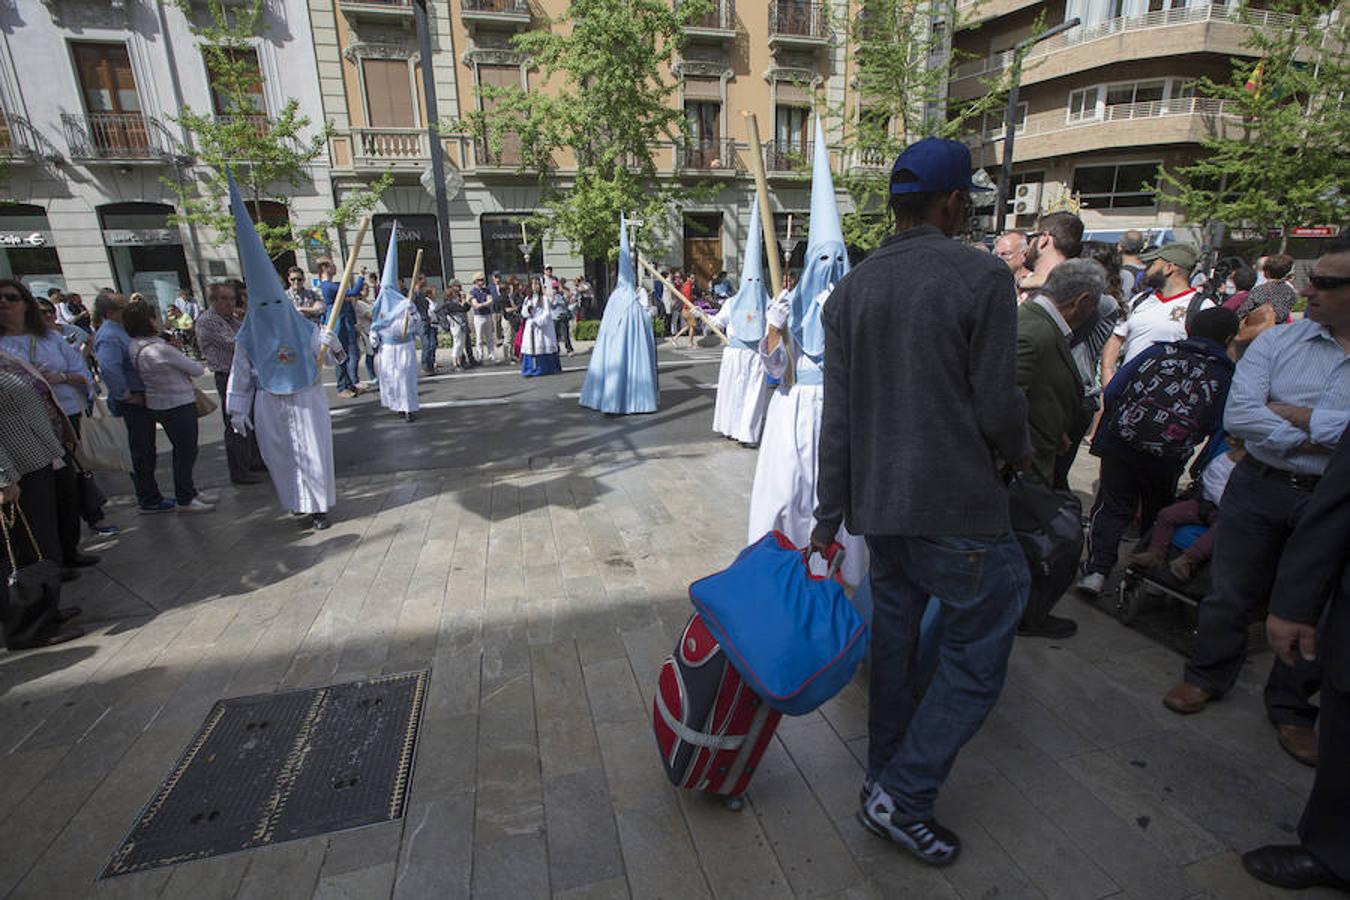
[460,0,531,30]
[349,127,432,173]
[761,139,811,176]
[216,114,272,139]
[475,135,526,170]
[954,0,1040,27]
[337,0,414,28]
[675,137,739,173]
[848,147,889,173]
[0,111,39,161]
[679,0,735,42]
[61,112,175,163]
[767,1,830,50]
[964,97,1241,169]
[948,5,1298,101]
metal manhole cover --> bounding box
[102,670,428,878]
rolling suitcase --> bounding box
[652,613,780,811]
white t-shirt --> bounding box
[1114,288,1214,365]
[1201,451,1237,504]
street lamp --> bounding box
[413,0,454,283]
[994,16,1081,232]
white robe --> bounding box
[520,296,558,357]
[373,310,421,414]
[226,329,337,515]
[746,296,866,586]
[710,305,768,444]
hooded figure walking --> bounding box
[747,117,866,584]
[579,214,659,414]
[370,223,422,421]
[224,174,343,531]
[710,199,771,446]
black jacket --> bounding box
[813,225,1031,542]
[1017,299,1086,486]
[1269,430,1350,690]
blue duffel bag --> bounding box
[689,531,869,716]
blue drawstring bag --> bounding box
[689,531,869,716]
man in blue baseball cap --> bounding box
[811,137,1032,867]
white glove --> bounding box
[231,413,252,437]
[766,297,790,331]
[320,329,348,364]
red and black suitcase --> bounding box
[652,613,781,810]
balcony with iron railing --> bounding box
[476,133,526,169]
[461,0,531,29]
[215,114,272,139]
[337,0,414,26]
[0,111,39,160]
[675,137,739,172]
[767,0,830,49]
[679,0,735,39]
[61,112,175,162]
[949,5,1299,96]
[963,96,1240,166]
[761,139,812,175]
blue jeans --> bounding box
[335,322,360,392]
[865,532,1028,820]
[153,402,200,505]
[422,322,438,371]
[120,401,163,508]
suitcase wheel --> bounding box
[723,795,745,812]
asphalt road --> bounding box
[184,339,730,485]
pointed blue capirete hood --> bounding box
[371,221,414,342]
[579,213,659,414]
[230,170,320,394]
[793,115,850,358]
[725,200,770,343]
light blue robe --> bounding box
[579,217,658,414]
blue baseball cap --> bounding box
[890,138,992,195]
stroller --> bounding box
[1114,435,1227,624]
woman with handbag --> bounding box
[0,352,84,649]
[124,297,215,514]
[0,279,112,563]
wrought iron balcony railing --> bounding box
[768,0,830,43]
[675,137,739,171]
[679,0,735,33]
[61,112,174,161]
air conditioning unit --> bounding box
[1013,182,1043,216]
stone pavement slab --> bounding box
[0,440,1337,899]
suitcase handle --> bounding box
[804,542,845,581]
[654,689,746,751]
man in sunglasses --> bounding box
[1163,238,1350,771]
[285,266,324,325]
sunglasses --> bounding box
[0,292,23,303]
[1308,274,1350,290]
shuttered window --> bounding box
[362,58,415,128]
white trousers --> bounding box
[473,314,495,362]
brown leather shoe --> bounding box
[1276,725,1319,767]
[1163,681,1215,714]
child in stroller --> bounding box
[1115,434,1241,621]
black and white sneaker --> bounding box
[858,776,874,806]
[857,785,961,867]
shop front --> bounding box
[373,214,445,291]
[98,202,190,314]
[480,214,542,283]
[0,204,64,295]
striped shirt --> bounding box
[194,308,241,374]
[1224,317,1350,475]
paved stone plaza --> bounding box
[0,440,1337,899]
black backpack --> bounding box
[1008,475,1084,627]
[1104,343,1231,459]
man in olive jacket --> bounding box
[1016,259,1104,486]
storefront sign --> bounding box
[1289,226,1340,238]
[0,231,52,248]
[102,228,182,247]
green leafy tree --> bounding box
[1156,0,1350,252]
[452,0,715,262]
[832,0,1033,252]
[164,0,389,260]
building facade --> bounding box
[952,0,1284,243]
[309,0,871,289]
[0,0,335,306]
